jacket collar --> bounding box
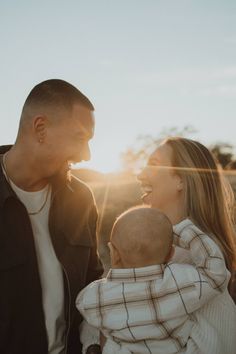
[0,148,16,207]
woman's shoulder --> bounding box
[172,218,224,262]
[172,246,193,264]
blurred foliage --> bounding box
[121,126,236,172]
[72,170,142,272]
[74,168,236,274]
[120,125,197,173]
[210,142,234,168]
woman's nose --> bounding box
[137,168,146,181]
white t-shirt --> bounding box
[9,180,66,354]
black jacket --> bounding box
[0,146,103,354]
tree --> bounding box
[120,125,197,173]
[121,128,236,173]
[209,143,234,168]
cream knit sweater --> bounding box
[173,221,236,354]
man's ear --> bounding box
[108,242,121,268]
[165,245,175,263]
[33,116,47,143]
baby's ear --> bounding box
[108,242,121,267]
[165,245,175,263]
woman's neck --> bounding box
[162,202,186,225]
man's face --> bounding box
[41,103,94,177]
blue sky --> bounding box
[1,0,236,172]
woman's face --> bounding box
[138,143,183,212]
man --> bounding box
[0,79,103,354]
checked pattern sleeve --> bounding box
[171,219,230,312]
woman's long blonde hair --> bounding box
[164,137,236,272]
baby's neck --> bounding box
[113,260,163,269]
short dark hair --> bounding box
[22,79,94,113]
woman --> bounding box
[138,136,236,354]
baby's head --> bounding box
[109,206,173,269]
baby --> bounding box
[77,207,232,354]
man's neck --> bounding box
[3,147,48,192]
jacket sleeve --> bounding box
[85,203,103,286]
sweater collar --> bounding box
[173,218,193,235]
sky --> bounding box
[1,0,236,173]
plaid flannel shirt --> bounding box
[76,219,230,354]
